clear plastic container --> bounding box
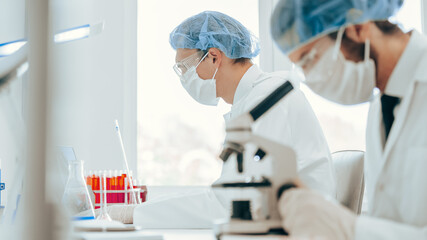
[62,160,95,220]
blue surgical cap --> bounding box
[271,0,403,54]
[170,11,260,59]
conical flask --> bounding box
[62,160,95,220]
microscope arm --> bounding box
[224,80,294,141]
[249,80,294,121]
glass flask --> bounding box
[62,160,95,220]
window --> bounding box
[393,0,423,33]
[137,0,259,185]
[300,86,370,153]
[137,0,425,186]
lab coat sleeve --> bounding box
[249,89,335,196]
[355,215,427,240]
[133,188,228,228]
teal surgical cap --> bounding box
[170,11,260,59]
[271,0,403,54]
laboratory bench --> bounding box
[74,229,289,240]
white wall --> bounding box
[0,0,26,208]
[423,0,427,34]
[258,0,293,72]
[0,0,26,43]
[49,0,138,178]
[0,74,25,207]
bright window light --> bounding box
[137,0,259,186]
[54,24,90,43]
[0,40,27,57]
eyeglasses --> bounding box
[173,51,208,77]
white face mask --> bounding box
[298,28,377,105]
[179,52,220,106]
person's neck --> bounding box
[375,32,411,92]
[217,62,253,104]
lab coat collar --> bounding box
[223,65,262,122]
[379,31,427,176]
[385,30,427,98]
[380,76,416,180]
[223,112,232,122]
[232,64,263,106]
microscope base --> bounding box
[213,219,287,240]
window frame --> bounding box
[135,0,427,190]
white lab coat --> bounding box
[355,31,427,239]
[134,66,336,228]
[224,65,336,197]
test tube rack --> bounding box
[85,171,147,209]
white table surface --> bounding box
[75,229,290,240]
[159,229,289,240]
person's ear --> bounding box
[208,48,222,67]
[345,22,371,43]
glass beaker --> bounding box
[62,160,95,220]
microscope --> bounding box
[212,81,297,239]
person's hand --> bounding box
[279,189,356,240]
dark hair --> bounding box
[199,49,251,65]
[233,58,251,65]
[327,21,401,60]
[373,21,400,35]
[328,20,401,39]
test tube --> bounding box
[124,177,128,204]
[97,171,112,221]
[112,170,118,203]
[126,173,138,204]
[86,170,93,187]
[93,171,100,208]
[124,172,129,204]
[132,179,139,204]
[119,170,124,203]
[99,171,103,208]
[107,170,112,204]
